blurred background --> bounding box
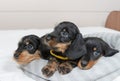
[0,0,119,29]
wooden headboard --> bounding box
[105,11,120,31]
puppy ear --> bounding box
[65,33,86,60]
[103,47,119,57]
[101,42,119,57]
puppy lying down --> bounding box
[41,21,87,77]
[78,37,118,70]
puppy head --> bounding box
[14,35,41,65]
[43,21,80,53]
[78,37,119,70]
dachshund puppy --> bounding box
[78,37,119,70]
[42,21,86,76]
[44,21,86,59]
[14,35,51,65]
[14,35,41,65]
[14,35,62,77]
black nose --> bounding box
[81,60,88,67]
[46,34,52,41]
[14,53,20,59]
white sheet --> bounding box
[113,76,120,81]
[0,27,119,81]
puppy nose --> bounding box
[46,34,52,41]
[81,60,88,67]
[14,53,20,59]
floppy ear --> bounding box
[101,41,119,57]
[103,47,119,57]
[65,33,87,60]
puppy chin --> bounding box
[13,58,31,65]
[53,47,66,53]
[78,66,92,70]
[13,54,40,65]
[54,42,71,53]
[78,60,97,70]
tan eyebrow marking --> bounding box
[93,47,97,51]
[26,42,29,45]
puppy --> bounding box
[78,37,119,70]
[44,21,86,59]
[14,34,52,64]
[14,35,41,65]
[42,21,86,76]
[14,35,61,77]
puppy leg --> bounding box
[58,62,73,75]
[42,58,58,77]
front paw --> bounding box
[58,62,73,75]
[42,65,56,77]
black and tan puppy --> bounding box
[14,35,41,65]
[14,35,51,65]
[14,35,64,77]
[42,21,86,76]
[78,37,119,70]
[44,21,86,59]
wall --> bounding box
[0,0,120,29]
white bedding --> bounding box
[0,27,120,81]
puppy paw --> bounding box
[58,62,73,75]
[42,65,56,77]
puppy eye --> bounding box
[61,31,68,38]
[93,51,100,56]
[46,34,52,41]
[25,44,34,50]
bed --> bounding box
[0,27,120,81]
